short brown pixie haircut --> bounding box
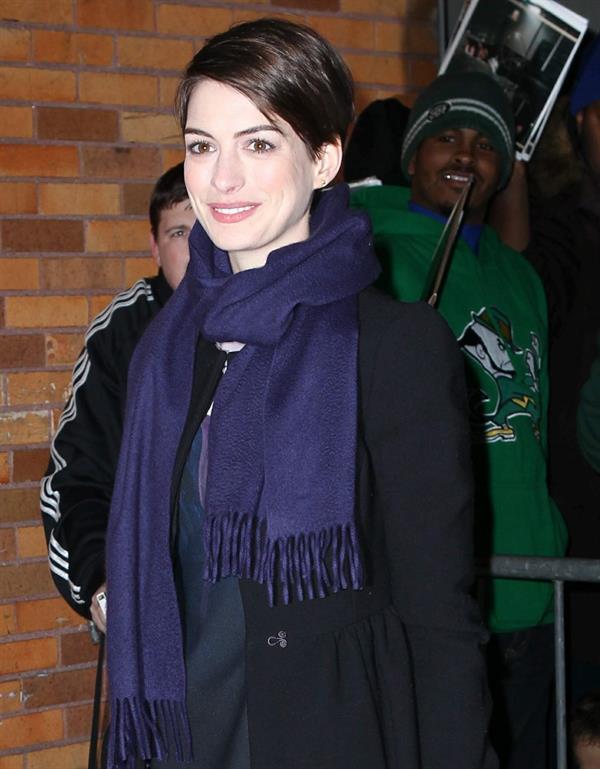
[175,18,355,160]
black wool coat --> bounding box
[168,287,493,769]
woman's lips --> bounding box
[208,203,260,223]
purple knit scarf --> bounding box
[105,184,380,767]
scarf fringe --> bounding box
[107,697,192,769]
[203,513,364,605]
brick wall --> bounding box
[0,0,438,764]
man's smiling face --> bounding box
[408,127,502,224]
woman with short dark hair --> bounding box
[104,18,492,769]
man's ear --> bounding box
[150,231,160,267]
[314,138,343,189]
[407,152,416,178]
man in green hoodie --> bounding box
[352,71,567,769]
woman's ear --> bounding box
[314,139,343,189]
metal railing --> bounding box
[479,556,600,769]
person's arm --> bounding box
[487,160,530,252]
[364,301,494,769]
[577,335,600,473]
[40,318,127,619]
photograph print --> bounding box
[440,0,588,160]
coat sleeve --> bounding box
[577,333,600,474]
[40,314,131,617]
[363,300,494,769]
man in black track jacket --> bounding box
[41,163,196,630]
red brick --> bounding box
[0,0,72,24]
[65,703,92,739]
[41,258,122,291]
[0,182,36,214]
[82,146,161,179]
[0,27,30,61]
[123,183,153,215]
[2,220,83,253]
[13,448,49,482]
[118,35,193,70]
[0,106,32,138]
[0,637,57,675]
[45,333,84,366]
[16,597,83,634]
[16,524,46,558]
[0,487,42,523]
[157,4,233,37]
[0,562,55,601]
[0,334,45,369]
[79,71,157,107]
[89,294,116,319]
[0,604,17,636]
[87,220,148,253]
[0,452,8,484]
[0,528,16,562]
[278,0,338,8]
[0,679,21,715]
[0,412,50,447]
[307,16,373,49]
[39,182,120,216]
[159,75,179,109]
[61,630,98,666]
[23,667,96,709]
[404,0,437,20]
[5,297,88,329]
[345,52,409,86]
[7,370,69,408]
[78,0,154,31]
[162,147,184,171]
[0,66,76,102]
[375,21,437,54]
[65,701,109,741]
[0,756,23,769]
[411,57,437,87]
[28,742,90,769]
[0,708,63,751]
[0,258,39,290]
[125,257,156,285]
[33,30,113,66]
[341,0,403,12]
[37,106,118,142]
[121,111,180,144]
[0,144,78,178]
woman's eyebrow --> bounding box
[184,124,283,138]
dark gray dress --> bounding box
[154,423,250,769]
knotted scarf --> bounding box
[105,184,380,767]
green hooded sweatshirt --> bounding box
[352,184,567,633]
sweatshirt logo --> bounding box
[457,307,541,443]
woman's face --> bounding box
[184,79,337,273]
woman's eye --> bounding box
[188,140,214,155]
[247,138,274,153]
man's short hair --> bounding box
[572,690,600,748]
[149,162,189,238]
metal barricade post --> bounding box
[478,555,600,769]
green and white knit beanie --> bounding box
[401,71,515,187]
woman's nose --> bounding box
[211,150,244,193]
